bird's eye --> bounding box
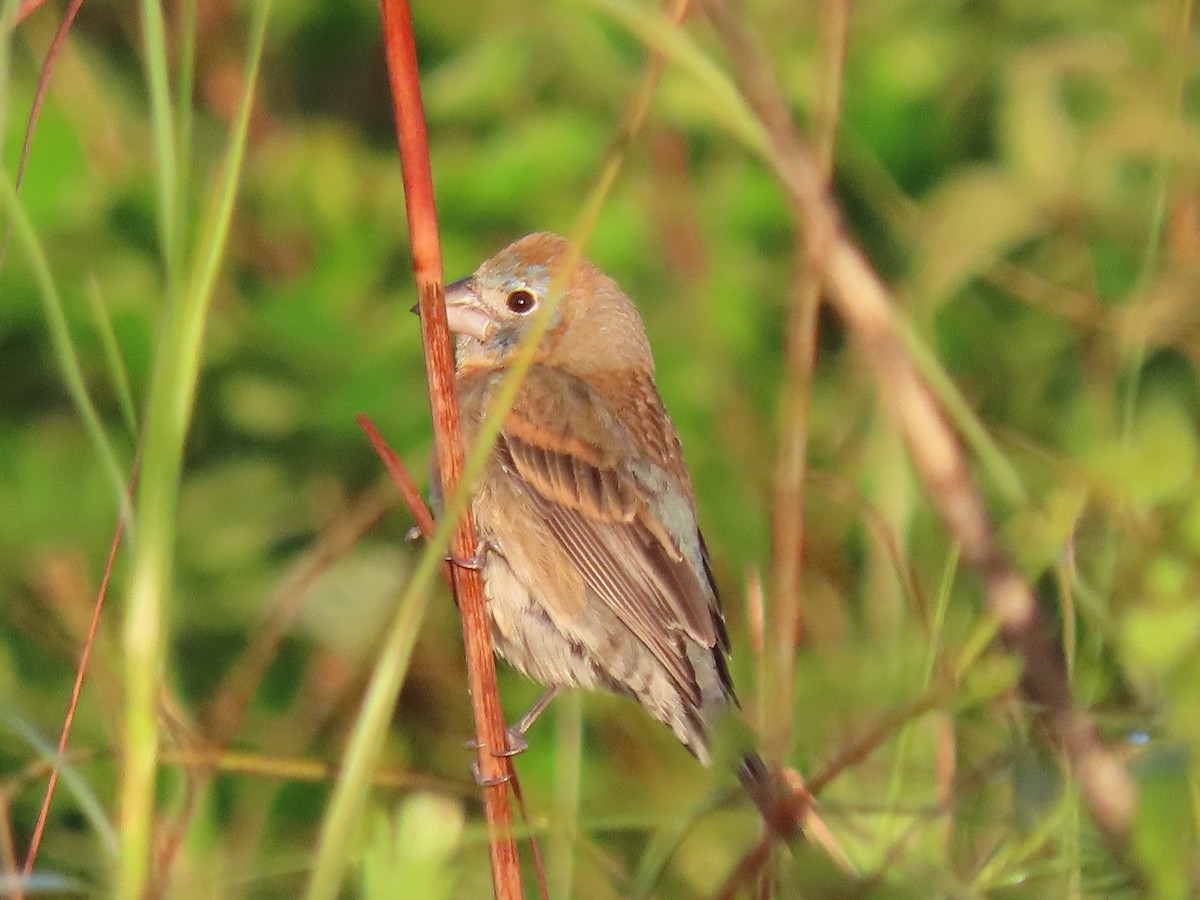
[506,289,536,314]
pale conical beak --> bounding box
[442,277,493,341]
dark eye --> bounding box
[506,289,536,314]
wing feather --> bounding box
[497,377,725,704]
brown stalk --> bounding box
[704,0,1136,842]
[377,1,522,897]
[765,0,849,763]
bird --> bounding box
[441,233,778,806]
[439,230,745,761]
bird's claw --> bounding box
[470,760,511,788]
[447,540,490,571]
[495,727,529,757]
[463,726,528,758]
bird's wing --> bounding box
[498,373,724,705]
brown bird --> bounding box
[443,232,746,771]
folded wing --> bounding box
[498,372,728,707]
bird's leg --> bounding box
[490,686,562,757]
[507,685,561,748]
[464,686,562,758]
[447,539,490,571]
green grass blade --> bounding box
[312,6,765,893]
[0,171,133,529]
[303,512,461,900]
[138,0,181,292]
[923,546,958,689]
[1,705,118,859]
[305,5,643,888]
[305,223,589,898]
[117,4,271,898]
[85,277,139,438]
[175,0,197,255]
[578,0,769,159]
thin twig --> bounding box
[508,774,550,900]
[0,0,86,270]
[703,0,1137,842]
[357,415,436,539]
[19,456,138,894]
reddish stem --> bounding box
[376,2,523,897]
[356,414,453,588]
[20,457,139,895]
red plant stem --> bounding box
[17,0,86,194]
[377,2,523,897]
[16,0,47,24]
[355,414,452,587]
[21,459,139,891]
[1,0,85,276]
[356,414,437,541]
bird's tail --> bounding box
[736,751,806,841]
[737,753,857,874]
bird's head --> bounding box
[444,233,653,376]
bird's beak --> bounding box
[442,277,492,341]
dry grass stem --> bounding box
[766,0,850,763]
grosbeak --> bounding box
[443,232,738,766]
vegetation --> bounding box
[0,0,1197,897]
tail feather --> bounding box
[736,751,804,841]
[737,754,857,874]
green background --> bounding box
[1,0,1198,896]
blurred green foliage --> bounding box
[1,0,1199,897]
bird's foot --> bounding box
[469,760,511,788]
[461,687,559,758]
[447,539,490,571]
[464,726,529,758]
